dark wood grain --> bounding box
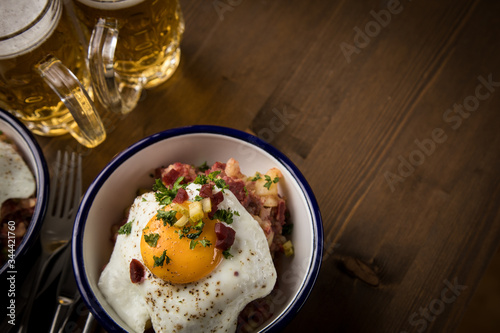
[32,0,500,332]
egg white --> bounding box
[0,140,35,207]
[98,184,277,333]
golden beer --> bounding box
[0,0,93,138]
[74,0,185,89]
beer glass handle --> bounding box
[88,18,144,114]
[36,55,106,148]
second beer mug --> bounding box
[73,0,185,114]
[0,0,106,148]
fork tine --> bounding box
[55,152,69,218]
[66,153,81,221]
[72,154,82,220]
[48,151,62,215]
[62,153,76,219]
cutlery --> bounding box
[17,151,82,333]
[49,245,81,333]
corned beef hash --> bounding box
[99,158,294,332]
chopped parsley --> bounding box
[207,170,221,180]
[153,250,171,267]
[117,221,133,235]
[251,173,261,181]
[222,249,233,259]
[188,221,204,239]
[176,221,205,240]
[176,225,192,239]
[186,229,203,240]
[194,171,228,192]
[264,175,279,190]
[157,209,177,226]
[213,208,238,224]
[200,239,212,247]
[194,195,203,201]
[214,179,228,192]
[144,233,160,247]
[198,161,210,172]
[206,171,229,192]
[282,223,293,236]
[194,174,208,185]
[190,239,212,249]
[153,176,184,206]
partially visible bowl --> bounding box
[0,109,49,276]
[73,125,323,332]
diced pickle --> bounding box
[283,240,294,257]
[173,215,189,227]
[201,197,211,213]
[189,201,204,221]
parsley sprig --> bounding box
[153,250,171,267]
[282,223,293,236]
[190,238,212,249]
[197,161,210,172]
[213,208,239,224]
[194,171,228,192]
[144,233,160,247]
[264,175,279,190]
[186,221,204,240]
[157,209,178,226]
[223,249,233,259]
[193,175,208,185]
[251,173,261,181]
[153,176,185,206]
[118,221,133,235]
[176,221,205,242]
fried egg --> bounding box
[98,183,277,333]
[0,139,35,207]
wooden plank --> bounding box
[278,0,500,331]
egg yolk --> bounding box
[140,204,222,284]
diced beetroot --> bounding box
[211,191,224,206]
[199,184,213,198]
[129,259,145,284]
[160,163,198,188]
[208,191,224,219]
[214,222,236,251]
[173,188,188,203]
[162,168,180,188]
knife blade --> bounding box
[49,244,81,333]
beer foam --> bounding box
[76,0,145,10]
[0,0,60,59]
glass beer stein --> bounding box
[0,0,106,148]
[73,0,185,114]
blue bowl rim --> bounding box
[0,109,49,276]
[72,125,323,332]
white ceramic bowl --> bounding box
[73,125,323,332]
[0,109,49,276]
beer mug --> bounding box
[73,0,185,114]
[0,0,106,148]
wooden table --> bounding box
[34,0,500,331]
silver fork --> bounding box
[17,151,82,333]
